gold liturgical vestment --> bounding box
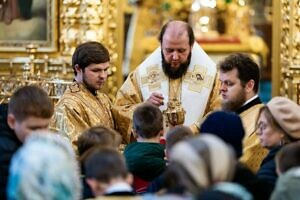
[113,43,220,143]
[50,82,115,143]
[239,103,268,173]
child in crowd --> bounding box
[84,146,135,196]
[147,125,194,193]
[165,125,194,159]
[77,125,122,157]
[0,85,54,199]
[124,103,166,193]
[76,125,122,199]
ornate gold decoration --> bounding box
[277,0,300,102]
[0,0,122,103]
[141,65,166,91]
[184,65,213,93]
[161,0,192,22]
[189,0,218,38]
[297,83,300,104]
[163,78,186,127]
[59,0,122,99]
[163,98,186,127]
[0,43,73,103]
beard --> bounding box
[82,73,98,95]
[221,90,247,112]
[161,51,191,79]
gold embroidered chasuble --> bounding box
[239,103,268,173]
[112,43,221,143]
[50,82,115,143]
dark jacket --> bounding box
[0,104,22,200]
[257,146,281,184]
[233,162,274,200]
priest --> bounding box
[113,20,220,143]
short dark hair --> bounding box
[166,125,193,151]
[77,126,121,156]
[8,85,54,121]
[133,103,163,139]
[84,147,128,183]
[72,41,110,75]
[276,142,300,173]
[158,20,195,47]
[219,53,260,93]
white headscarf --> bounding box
[169,134,236,190]
[7,131,82,200]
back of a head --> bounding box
[8,85,54,121]
[218,53,260,93]
[271,167,300,200]
[72,41,110,75]
[77,125,122,156]
[200,111,245,158]
[166,125,194,151]
[7,132,81,200]
[84,146,128,183]
[169,134,236,194]
[133,103,163,139]
[276,141,300,174]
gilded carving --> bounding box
[0,0,122,103]
[280,0,300,103]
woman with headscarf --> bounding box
[163,134,236,197]
[7,131,81,200]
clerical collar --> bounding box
[243,95,259,106]
[236,95,262,114]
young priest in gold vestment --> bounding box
[50,42,116,144]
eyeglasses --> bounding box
[255,122,268,134]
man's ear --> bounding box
[86,178,105,196]
[245,79,255,93]
[131,129,138,139]
[7,113,16,130]
[74,64,82,74]
[126,173,133,185]
[86,178,97,191]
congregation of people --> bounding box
[2,20,300,200]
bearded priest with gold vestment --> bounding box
[113,21,220,143]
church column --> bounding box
[273,0,300,103]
